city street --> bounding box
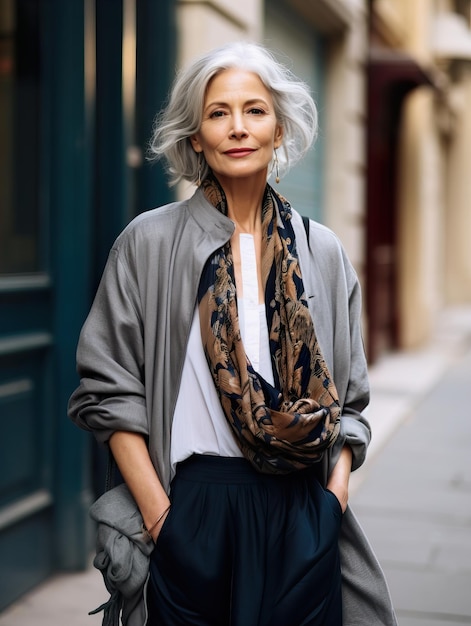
[2,0,471,622]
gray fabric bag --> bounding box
[89,483,154,626]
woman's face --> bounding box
[191,68,283,188]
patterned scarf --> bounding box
[198,176,341,474]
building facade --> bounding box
[367,0,471,360]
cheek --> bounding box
[199,132,220,152]
[206,138,226,156]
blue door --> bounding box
[0,0,94,609]
[0,0,174,610]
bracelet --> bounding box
[142,504,171,542]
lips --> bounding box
[224,148,256,157]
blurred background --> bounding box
[1,0,471,613]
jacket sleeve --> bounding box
[299,214,371,476]
[68,241,148,443]
[337,260,371,472]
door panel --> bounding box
[0,507,53,610]
[366,52,434,362]
[0,0,55,609]
[0,295,55,609]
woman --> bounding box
[69,42,397,625]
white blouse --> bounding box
[170,234,274,476]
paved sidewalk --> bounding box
[1,306,470,625]
[350,308,471,625]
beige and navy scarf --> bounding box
[198,176,340,474]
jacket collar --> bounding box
[187,186,235,244]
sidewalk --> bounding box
[1,306,470,626]
[350,306,471,625]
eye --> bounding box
[247,108,265,115]
[209,110,226,118]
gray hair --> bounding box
[148,41,318,186]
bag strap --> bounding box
[302,215,311,251]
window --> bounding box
[0,0,41,274]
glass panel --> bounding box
[0,0,41,274]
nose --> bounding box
[230,112,248,138]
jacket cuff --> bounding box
[340,415,371,471]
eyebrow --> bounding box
[204,98,270,113]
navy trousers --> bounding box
[147,455,343,626]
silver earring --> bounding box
[274,149,280,184]
[196,153,203,186]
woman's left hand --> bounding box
[326,445,353,514]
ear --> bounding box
[190,134,204,153]
[274,124,284,149]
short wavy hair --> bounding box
[148,41,318,186]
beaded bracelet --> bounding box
[142,504,171,542]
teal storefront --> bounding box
[0,0,175,610]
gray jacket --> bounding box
[69,186,397,625]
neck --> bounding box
[215,172,267,234]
